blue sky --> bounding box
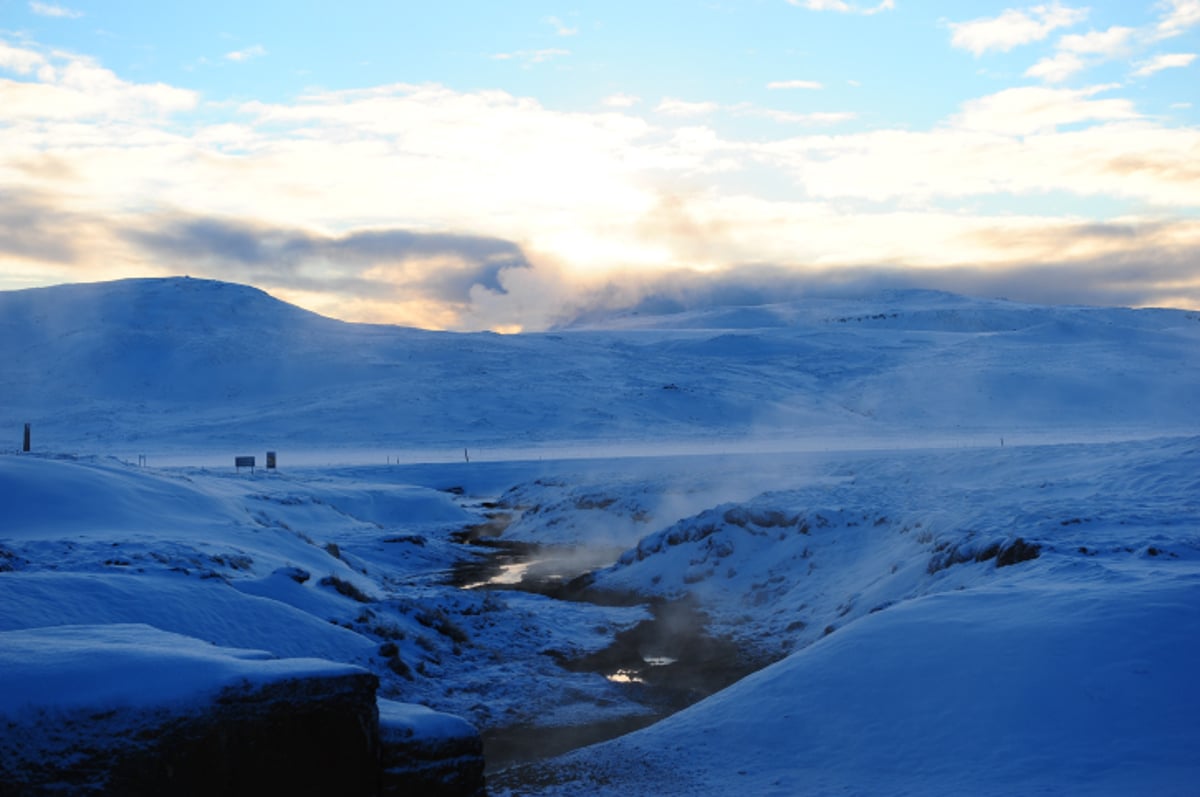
[2,1,1198,329]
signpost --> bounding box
[235,455,256,473]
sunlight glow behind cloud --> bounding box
[1,2,1198,329]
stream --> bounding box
[446,538,766,779]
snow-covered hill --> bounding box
[2,277,1199,794]
[1,277,1197,457]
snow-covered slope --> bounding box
[3,277,1200,794]
[1,278,1197,456]
[0,452,653,733]
[532,576,1200,796]
[494,436,1200,795]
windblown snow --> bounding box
[1,276,1198,795]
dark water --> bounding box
[460,556,764,777]
[446,529,770,781]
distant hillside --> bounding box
[1,277,1197,455]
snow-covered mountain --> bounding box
[2,277,1199,794]
[2,277,1197,457]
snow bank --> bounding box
[0,455,243,537]
[541,579,1200,796]
[0,623,364,714]
[0,571,377,662]
[380,699,481,744]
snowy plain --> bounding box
[1,277,1198,794]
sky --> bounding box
[1,0,1198,330]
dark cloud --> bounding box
[16,155,78,183]
[9,194,1196,331]
[1103,154,1200,183]
[540,240,1200,330]
[125,214,531,305]
[0,190,83,263]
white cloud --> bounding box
[224,45,266,63]
[491,48,569,65]
[1057,26,1135,56]
[544,16,578,36]
[0,42,49,74]
[603,92,640,108]
[650,97,854,126]
[953,85,1139,136]
[1025,52,1087,83]
[0,42,197,119]
[29,2,82,18]
[1023,6,1200,87]
[1132,52,1197,76]
[788,0,895,15]
[767,79,824,90]
[751,108,856,125]
[6,36,1200,329]
[1154,0,1200,40]
[1025,26,1136,84]
[949,3,1089,56]
[656,97,720,116]
[756,116,1200,212]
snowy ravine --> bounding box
[490,436,1200,795]
[2,277,1199,794]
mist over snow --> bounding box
[1,276,1197,458]
[1,276,1199,795]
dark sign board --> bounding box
[235,456,256,470]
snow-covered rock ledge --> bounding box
[0,624,484,796]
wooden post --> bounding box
[22,423,30,453]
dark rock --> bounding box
[0,625,379,796]
[319,574,374,602]
[107,672,382,796]
[995,538,1041,567]
[379,699,486,797]
[277,565,311,583]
